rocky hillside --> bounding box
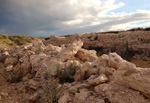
[44,30,150,61]
[0,35,150,103]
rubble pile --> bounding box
[0,37,150,103]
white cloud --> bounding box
[141,22,150,27]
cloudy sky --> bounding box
[0,0,150,37]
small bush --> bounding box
[44,37,50,40]
[94,35,98,40]
[56,63,76,84]
[8,42,14,46]
[88,36,92,40]
[37,67,58,103]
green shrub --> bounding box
[44,37,50,40]
[125,39,129,53]
[8,42,14,46]
[0,34,9,39]
[94,35,98,40]
[9,36,32,46]
[88,36,92,40]
[56,63,76,84]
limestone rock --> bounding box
[23,43,33,50]
[105,83,150,103]
[58,40,83,61]
[58,92,72,103]
[94,83,108,96]
[31,39,46,53]
[79,62,98,80]
[87,74,108,86]
[5,57,18,66]
[75,49,97,62]
[29,92,38,102]
[30,53,47,73]
[44,44,62,55]
[113,60,150,99]
[28,79,39,90]
[0,51,9,63]
[1,92,8,97]
[20,56,31,76]
[73,89,104,103]
[5,65,13,72]
[37,58,63,76]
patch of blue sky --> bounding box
[131,20,150,27]
[110,0,150,14]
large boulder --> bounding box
[19,56,31,76]
[30,53,47,71]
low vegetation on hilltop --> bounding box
[0,34,46,49]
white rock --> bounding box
[5,65,13,71]
[87,74,108,86]
[75,49,98,62]
[58,40,83,61]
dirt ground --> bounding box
[130,58,150,68]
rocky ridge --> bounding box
[44,31,150,60]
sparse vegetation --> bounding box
[128,27,144,31]
[125,39,129,53]
[9,35,32,45]
[88,36,92,39]
[38,67,58,103]
[0,34,14,48]
[0,34,35,49]
[145,27,150,31]
[0,34,9,39]
[44,37,50,40]
[94,35,98,40]
[56,63,76,84]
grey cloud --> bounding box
[53,11,150,35]
[0,0,150,37]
